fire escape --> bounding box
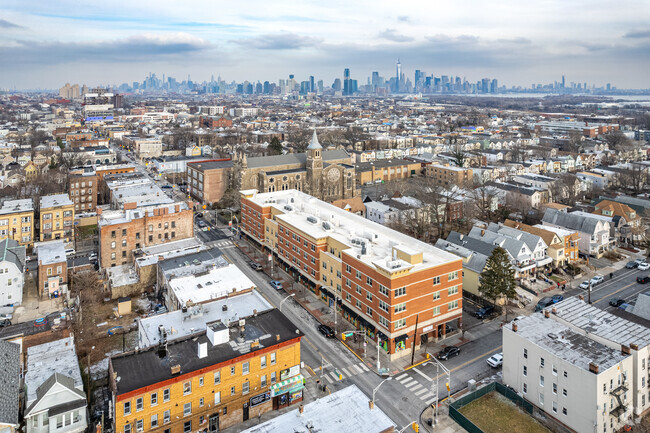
[609,379,629,418]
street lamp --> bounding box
[279,293,295,312]
[264,238,275,277]
[370,377,392,409]
[424,352,451,425]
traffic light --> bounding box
[412,422,419,432]
[341,333,346,341]
[446,382,450,392]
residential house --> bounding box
[503,219,578,267]
[0,340,20,433]
[542,208,613,258]
[0,239,26,305]
[593,199,643,244]
[435,235,496,297]
[36,241,68,298]
[0,198,34,249]
[39,194,74,242]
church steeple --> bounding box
[306,129,322,150]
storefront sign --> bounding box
[289,390,303,403]
[270,374,304,397]
[250,391,270,407]
[422,325,433,333]
[280,365,300,381]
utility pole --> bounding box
[411,314,419,366]
[588,282,592,304]
[376,335,381,373]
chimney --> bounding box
[512,323,518,332]
[622,345,631,355]
[588,362,599,374]
[198,342,208,359]
[171,364,181,375]
[544,310,550,318]
[298,405,304,415]
[631,343,639,351]
[369,400,375,410]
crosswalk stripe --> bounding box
[341,367,351,376]
[329,372,338,381]
[425,396,438,405]
[414,388,429,396]
[420,392,434,400]
[359,363,369,372]
[407,382,423,391]
[395,373,408,382]
[351,364,363,374]
[323,375,333,384]
[400,377,415,385]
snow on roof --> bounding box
[169,263,256,307]
[36,240,66,265]
[138,291,272,348]
[39,193,72,209]
[241,384,395,433]
[0,198,33,215]
[245,189,459,274]
[506,312,629,372]
[25,336,83,404]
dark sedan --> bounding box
[436,346,460,361]
[609,298,625,307]
[638,275,650,284]
[317,324,335,338]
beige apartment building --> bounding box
[0,199,35,249]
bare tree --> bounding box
[284,125,313,152]
[342,126,368,149]
[567,130,584,153]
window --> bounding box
[124,402,131,415]
[563,371,568,378]
[552,365,557,376]
[366,291,372,301]
[433,291,441,300]
[379,316,390,329]
[231,366,236,375]
[271,352,276,365]
[356,270,361,279]
[395,318,406,329]
[379,300,389,313]
[183,381,191,395]
[184,421,191,433]
[540,358,545,367]
[552,401,557,413]
[271,371,277,384]
[356,284,362,294]
[540,375,544,387]
[163,389,170,402]
[32,415,38,428]
[523,383,527,394]
[366,276,373,286]
[523,366,528,377]
[433,306,441,316]
[448,300,459,311]
[433,276,441,285]
[261,355,267,369]
[57,416,63,429]
[562,388,567,397]
[378,284,389,296]
[230,386,236,396]
[448,285,458,296]
[523,348,528,359]
[356,299,362,309]
[184,402,191,416]
[448,271,459,281]
[151,392,157,406]
[345,265,351,273]
[136,420,143,432]
[243,361,250,375]
[395,287,406,297]
[199,398,204,407]
[394,302,406,313]
[539,393,544,405]
[214,371,221,384]
[367,306,373,316]
[163,410,170,424]
[562,407,567,416]
[214,391,221,405]
[223,406,227,415]
[243,381,250,394]
[151,414,158,428]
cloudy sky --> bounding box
[1,0,649,90]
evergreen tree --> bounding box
[479,246,517,320]
[268,137,283,155]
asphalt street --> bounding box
[564,265,650,310]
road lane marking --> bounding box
[401,377,415,385]
[395,374,408,382]
[406,382,423,391]
[414,388,429,396]
[359,363,369,372]
[425,396,438,405]
[351,364,363,374]
[594,282,636,304]
[329,372,338,381]
[341,367,351,376]
[413,367,433,382]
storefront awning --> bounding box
[395,333,409,343]
[270,374,304,397]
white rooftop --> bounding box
[0,198,33,215]
[25,336,83,403]
[506,311,628,372]
[107,178,174,208]
[99,201,189,227]
[37,240,66,265]
[136,237,206,268]
[241,384,395,433]
[39,194,72,209]
[533,224,576,237]
[169,263,256,307]
[243,189,460,274]
[138,291,272,348]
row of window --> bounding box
[0,217,31,225]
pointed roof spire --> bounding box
[306,129,322,150]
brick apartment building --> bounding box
[354,159,421,185]
[97,203,194,268]
[39,194,74,242]
[68,167,98,213]
[240,189,463,359]
[0,198,34,249]
[186,159,233,205]
[425,164,473,188]
[109,309,303,433]
[199,115,233,128]
[36,240,68,298]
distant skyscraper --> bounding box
[309,75,315,93]
[561,75,565,88]
[395,59,402,92]
[344,68,350,80]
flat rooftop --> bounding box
[506,312,628,372]
[0,198,33,215]
[169,263,255,307]
[98,201,189,227]
[107,178,174,208]
[160,248,227,279]
[135,237,206,268]
[40,194,73,209]
[241,384,395,433]
[138,291,272,348]
[37,241,67,265]
[25,336,82,403]
[242,189,460,274]
[187,159,233,171]
[111,309,303,395]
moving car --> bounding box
[436,346,460,361]
[609,298,625,308]
[579,281,590,290]
[638,275,650,284]
[249,262,263,271]
[487,353,504,368]
[475,305,495,319]
[270,280,283,290]
[639,262,650,271]
[626,261,639,269]
[317,324,335,338]
[198,220,206,228]
[65,248,75,257]
[590,275,604,286]
[535,297,555,312]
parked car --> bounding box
[626,261,639,269]
[513,315,526,322]
[590,275,604,286]
[474,305,495,319]
[198,220,206,228]
[609,298,625,307]
[436,346,460,361]
[635,258,647,265]
[638,275,650,284]
[317,324,335,338]
[270,280,283,290]
[579,281,590,290]
[551,294,564,304]
[487,353,504,368]
[65,248,75,257]
[535,297,555,312]
[249,262,263,271]
[638,262,650,271]
[0,319,11,328]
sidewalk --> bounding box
[420,404,464,433]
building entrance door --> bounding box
[243,402,249,421]
[209,413,219,432]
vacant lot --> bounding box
[459,392,550,433]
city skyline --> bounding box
[1,0,649,89]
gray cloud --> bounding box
[624,29,650,38]
[0,19,23,29]
[496,37,532,44]
[378,29,414,43]
[397,16,410,22]
[234,33,321,50]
